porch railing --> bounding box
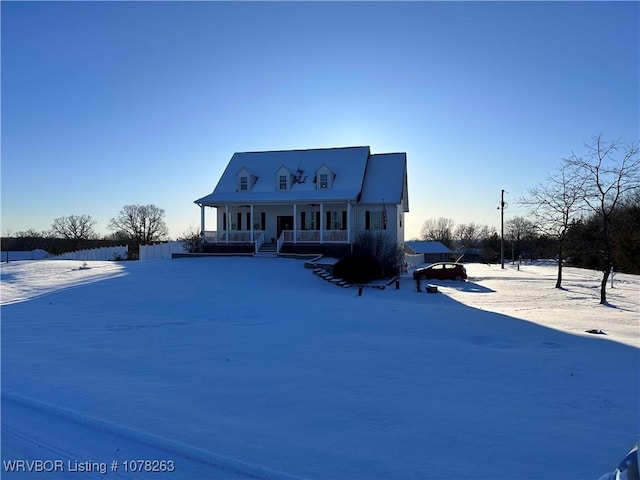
[276,232,286,254]
[203,231,265,244]
[282,230,348,243]
[254,232,264,253]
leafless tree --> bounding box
[51,214,97,247]
[108,204,168,244]
[454,222,491,255]
[419,217,455,247]
[520,162,586,288]
[565,134,640,304]
[505,216,536,243]
[12,229,46,251]
[505,216,536,262]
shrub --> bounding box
[178,227,202,253]
[334,232,402,283]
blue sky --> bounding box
[2,1,638,241]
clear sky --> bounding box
[2,1,638,241]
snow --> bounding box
[1,258,638,479]
[358,153,407,206]
[0,249,50,261]
[195,146,374,204]
[405,241,453,254]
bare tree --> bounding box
[453,223,490,256]
[505,216,536,261]
[108,204,168,244]
[565,134,640,304]
[12,229,46,251]
[520,162,586,288]
[419,217,455,247]
[51,214,97,247]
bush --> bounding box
[334,232,402,283]
[178,227,202,253]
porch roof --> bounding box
[195,192,359,206]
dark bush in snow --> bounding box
[334,232,402,283]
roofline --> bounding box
[195,196,361,206]
[233,145,370,155]
[369,151,407,157]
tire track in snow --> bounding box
[2,392,306,480]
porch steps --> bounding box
[255,242,278,258]
[254,252,278,258]
[312,268,352,288]
[259,242,277,252]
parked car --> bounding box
[412,262,468,281]
[599,442,638,480]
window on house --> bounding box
[279,175,288,190]
[319,173,328,189]
[305,211,315,230]
[300,212,316,231]
[239,176,248,191]
[369,211,382,230]
[330,211,343,230]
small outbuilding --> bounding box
[405,241,453,264]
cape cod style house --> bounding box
[194,146,409,256]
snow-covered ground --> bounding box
[1,258,638,479]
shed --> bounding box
[405,241,453,264]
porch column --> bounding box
[250,204,254,243]
[225,205,229,244]
[320,203,324,244]
[293,203,297,244]
[200,204,205,240]
[347,202,351,244]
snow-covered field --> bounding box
[1,258,638,479]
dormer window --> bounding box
[275,166,292,191]
[319,173,328,189]
[236,167,256,192]
[315,164,334,190]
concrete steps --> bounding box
[255,243,278,258]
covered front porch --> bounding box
[198,202,354,255]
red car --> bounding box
[412,262,468,281]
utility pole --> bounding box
[500,189,505,269]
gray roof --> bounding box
[195,146,408,207]
[405,241,452,254]
[358,153,409,211]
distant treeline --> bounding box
[564,200,640,275]
[1,236,132,257]
[493,204,639,275]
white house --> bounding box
[194,146,409,256]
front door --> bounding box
[277,215,294,238]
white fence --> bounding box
[139,241,187,261]
[1,249,51,261]
[53,245,128,261]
